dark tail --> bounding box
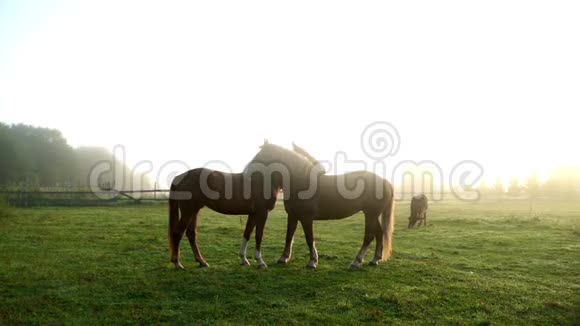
[381,182,395,260]
[168,185,179,258]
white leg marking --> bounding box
[288,238,294,259]
[350,245,369,269]
[357,245,370,262]
[255,249,267,269]
[370,245,383,266]
[239,238,250,265]
[307,246,319,269]
[278,237,295,264]
[311,246,319,263]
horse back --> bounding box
[170,168,277,214]
[314,171,392,220]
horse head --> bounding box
[244,142,322,199]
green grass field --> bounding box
[1,200,579,325]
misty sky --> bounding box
[1,1,579,188]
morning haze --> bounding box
[0,1,578,324]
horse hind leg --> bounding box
[417,211,426,227]
[351,212,377,269]
[170,230,185,270]
[185,207,209,267]
[170,202,196,269]
[369,220,384,266]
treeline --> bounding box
[478,172,580,199]
[0,123,151,190]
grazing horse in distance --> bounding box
[168,141,281,269]
[246,142,395,269]
[408,194,428,228]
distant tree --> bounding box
[525,173,540,199]
[0,123,17,185]
[7,124,76,186]
[542,165,580,199]
[494,178,504,195]
[507,177,522,196]
[0,122,152,190]
[473,181,492,200]
[74,146,152,190]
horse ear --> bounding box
[263,139,269,145]
[292,142,298,150]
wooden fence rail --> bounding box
[0,189,170,207]
[1,189,577,208]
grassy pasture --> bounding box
[0,200,579,325]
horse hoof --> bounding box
[174,263,185,270]
[306,262,317,269]
[240,259,251,266]
[349,263,362,270]
[257,263,268,269]
[199,262,209,268]
[277,257,289,264]
[368,261,379,267]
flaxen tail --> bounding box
[168,185,179,257]
[381,182,395,260]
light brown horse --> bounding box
[245,143,395,269]
[168,142,282,269]
[408,194,428,228]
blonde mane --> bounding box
[244,143,317,179]
[292,142,326,174]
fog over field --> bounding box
[1,1,579,191]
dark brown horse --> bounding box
[408,194,428,228]
[245,143,395,269]
[168,142,281,269]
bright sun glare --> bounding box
[0,1,579,189]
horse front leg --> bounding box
[277,215,298,264]
[408,217,414,229]
[253,209,269,269]
[239,213,257,266]
[300,218,318,269]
